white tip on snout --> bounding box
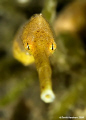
[41,89,55,103]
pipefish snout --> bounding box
[13,14,56,103]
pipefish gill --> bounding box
[13,14,56,103]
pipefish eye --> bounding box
[25,43,31,50]
[27,43,30,50]
[49,42,56,54]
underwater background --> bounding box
[0,0,86,120]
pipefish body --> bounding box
[13,14,56,103]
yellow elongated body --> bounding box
[13,14,56,103]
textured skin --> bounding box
[13,14,56,103]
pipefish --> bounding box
[13,14,56,103]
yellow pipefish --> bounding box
[13,14,56,103]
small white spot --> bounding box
[26,52,29,55]
[40,13,42,16]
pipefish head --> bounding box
[22,14,56,56]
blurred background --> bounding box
[0,0,86,120]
